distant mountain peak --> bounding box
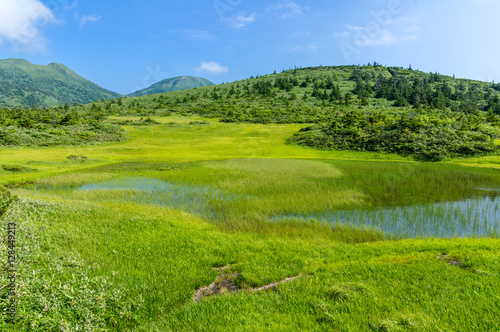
[0,58,121,108]
[128,75,215,97]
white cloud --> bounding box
[65,1,78,10]
[165,29,216,41]
[225,12,257,28]
[346,25,365,31]
[343,26,397,47]
[195,61,229,75]
[407,25,421,32]
[182,30,216,41]
[76,14,102,28]
[288,42,320,53]
[356,28,396,46]
[334,31,351,38]
[267,2,309,19]
[403,35,418,41]
[0,0,56,52]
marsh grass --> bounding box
[32,157,500,239]
[5,196,499,331]
[3,119,500,330]
[275,196,500,239]
[76,176,242,220]
[35,172,117,189]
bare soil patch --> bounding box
[193,266,301,303]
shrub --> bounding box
[289,110,500,161]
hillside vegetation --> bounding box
[289,109,500,161]
[85,64,500,160]
[1,114,499,330]
[0,59,121,108]
[2,64,500,160]
[128,76,214,97]
[97,64,500,120]
[1,64,500,330]
[0,106,124,147]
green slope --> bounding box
[107,65,500,123]
[0,58,122,108]
[128,76,215,97]
[89,64,500,160]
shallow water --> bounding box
[78,176,241,220]
[273,196,500,239]
[78,176,500,239]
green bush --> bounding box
[0,107,125,147]
[2,165,37,173]
[289,110,500,161]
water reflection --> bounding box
[273,196,500,238]
[79,176,500,239]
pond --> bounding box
[78,176,241,220]
[273,196,500,239]
[78,176,500,239]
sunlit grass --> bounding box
[3,197,499,331]
[0,117,416,186]
[2,117,500,330]
[25,156,500,239]
[2,116,499,188]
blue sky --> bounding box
[0,0,499,95]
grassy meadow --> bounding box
[1,116,500,331]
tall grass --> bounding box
[3,196,500,331]
[3,120,500,330]
[0,199,141,331]
[26,158,500,239]
[275,196,500,238]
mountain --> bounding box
[128,76,215,97]
[0,58,121,108]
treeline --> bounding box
[350,67,500,113]
[86,65,500,124]
[289,110,500,161]
[0,106,124,147]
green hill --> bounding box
[2,62,499,160]
[90,64,500,160]
[103,64,500,122]
[0,58,121,108]
[128,76,215,97]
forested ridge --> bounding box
[3,64,500,159]
[85,63,500,121]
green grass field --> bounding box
[1,116,500,331]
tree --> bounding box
[487,95,500,115]
[359,95,370,106]
[330,85,342,101]
[344,92,352,106]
